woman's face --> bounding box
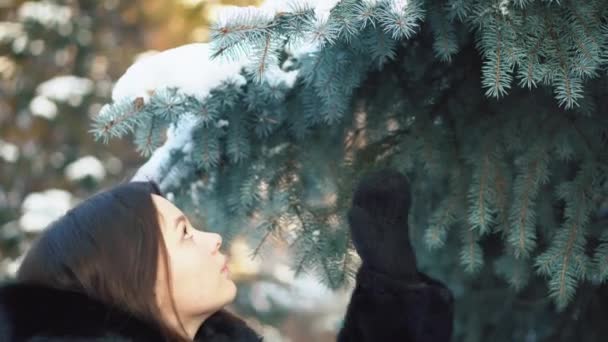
[151,194,236,335]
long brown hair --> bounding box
[16,181,188,341]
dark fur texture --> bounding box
[337,267,454,342]
[0,274,453,342]
[0,283,262,341]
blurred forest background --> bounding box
[0,1,348,341]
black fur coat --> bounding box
[0,268,453,341]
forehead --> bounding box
[151,194,182,228]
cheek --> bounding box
[170,244,222,305]
[171,244,211,286]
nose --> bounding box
[211,233,222,254]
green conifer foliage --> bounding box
[94,1,608,340]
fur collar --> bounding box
[0,282,262,341]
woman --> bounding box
[0,169,454,341]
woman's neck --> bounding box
[166,310,211,341]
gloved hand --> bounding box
[347,168,419,282]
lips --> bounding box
[221,258,229,273]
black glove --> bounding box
[347,168,419,282]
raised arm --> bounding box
[337,169,454,342]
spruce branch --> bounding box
[593,231,608,283]
[492,148,512,234]
[378,0,425,40]
[495,254,530,291]
[90,97,145,143]
[467,151,496,236]
[545,12,583,109]
[460,224,483,274]
[353,0,380,30]
[536,161,597,309]
[446,0,473,22]
[250,219,276,259]
[133,115,168,157]
[517,27,546,89]
[425,195,458,249]
[508,144,550,259]
[210,6,274,60]
[429,6,459,62]
[192,126,222,170]
[481,16,512,98]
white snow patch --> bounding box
[260,0,339,15]
[104,156,123,175]
[64,155,106,182]
[214,6,275,31]
[388,0,413,12]
[18,2,73,31]
[263,65,299,88]
[112,43,248,103]
[259,0,337,57]
[19,189,74,233]
[130,113,200,184]
[0,140,19,163]
[36,75,94,106]
[0,22,24,44]
[216,119,230,128]
[6,255,24,277]
[29,95,58,119]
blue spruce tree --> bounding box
[93,1,608,340]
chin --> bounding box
[225,281,238,303]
